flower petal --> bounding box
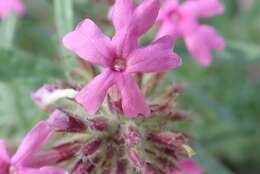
[127,36,182,73]
[157,0,179,22]
[0,140,10,174]
[112,0,135,33]
[171,160,203,174]
[76,69,115,114]
[18,167,67,174]
[130,0,160,37]
[155,20,179,41]
[184,25,225,66]
[181,0,224,18]
[0,0,26,19]
[12,121,53,165]
[116,73,150,117]
[63,19,114,67]
[112,0,160,58]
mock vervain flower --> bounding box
[0,121,67,174]
[170,160,204,174]
[156,0,225,66]
[25,75,193,173]
[63,0,182,117]
[0,0,26,19]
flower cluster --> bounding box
[0,0,225,173]
[157,0,225,66]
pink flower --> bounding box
[0,0,26,19]
[0,121,67,174]
[156,0,225,66]
[63,0,182,117]
[171,160,204,174]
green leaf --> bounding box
[0,48,63,141]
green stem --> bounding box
[0,14,17,49]
[54,0,75,73]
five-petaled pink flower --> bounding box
[0,121,67,174]
[171,160,204,174]
[63,0,182,117]
[0,0,26,19]
[156,0,225,66]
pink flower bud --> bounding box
[88,118,108,132]
[148,132,187,148]
[28,141,82,167]
[144,163,160,174]
[127,148,145,168]
[48,110,87,133]
[71,159,94,174]
[124,126,141,146]
[82,139,102,156]
[116,160,126,174]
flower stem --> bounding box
[0,14,17,49]
[54,0,75,74]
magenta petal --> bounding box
[0,140,10,174]
[157,0,179,22]
[155,20,179,40]
[63,19,114,67]
[184,25,225,66]
[12,121,53,165]
[11,0,26,16]
[18,167,67,174]
[131,0,160,37]
[116,73,150,117]
[127,36,182,73]
[0,0,26,19]
[76,69,115,114]
[196,0,224,17]
[112,0,134,32]
[112,0,160,58]
[171,160,204,174]
[181,0,224,18]
[199,25,225,50]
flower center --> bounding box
[171,13,180,22]
[9,166,16,174]
[169,9,181,22]
[112,58,126,72]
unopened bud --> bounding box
[144,163,160,174]
[88,118,108,132]
[148,132,187,148]
[124,125,141,146]
[48,110,87,133]
[83,139,102,156]
[128,148,145,168]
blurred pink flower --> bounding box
[31,84,61,109]
[171,160,204,174]
[31,84,77,109]
[0,121,67,174]
[157,0,225,66]
[0,0,26,19]
[63,0,182,117]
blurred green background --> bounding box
[0,0,259,174]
